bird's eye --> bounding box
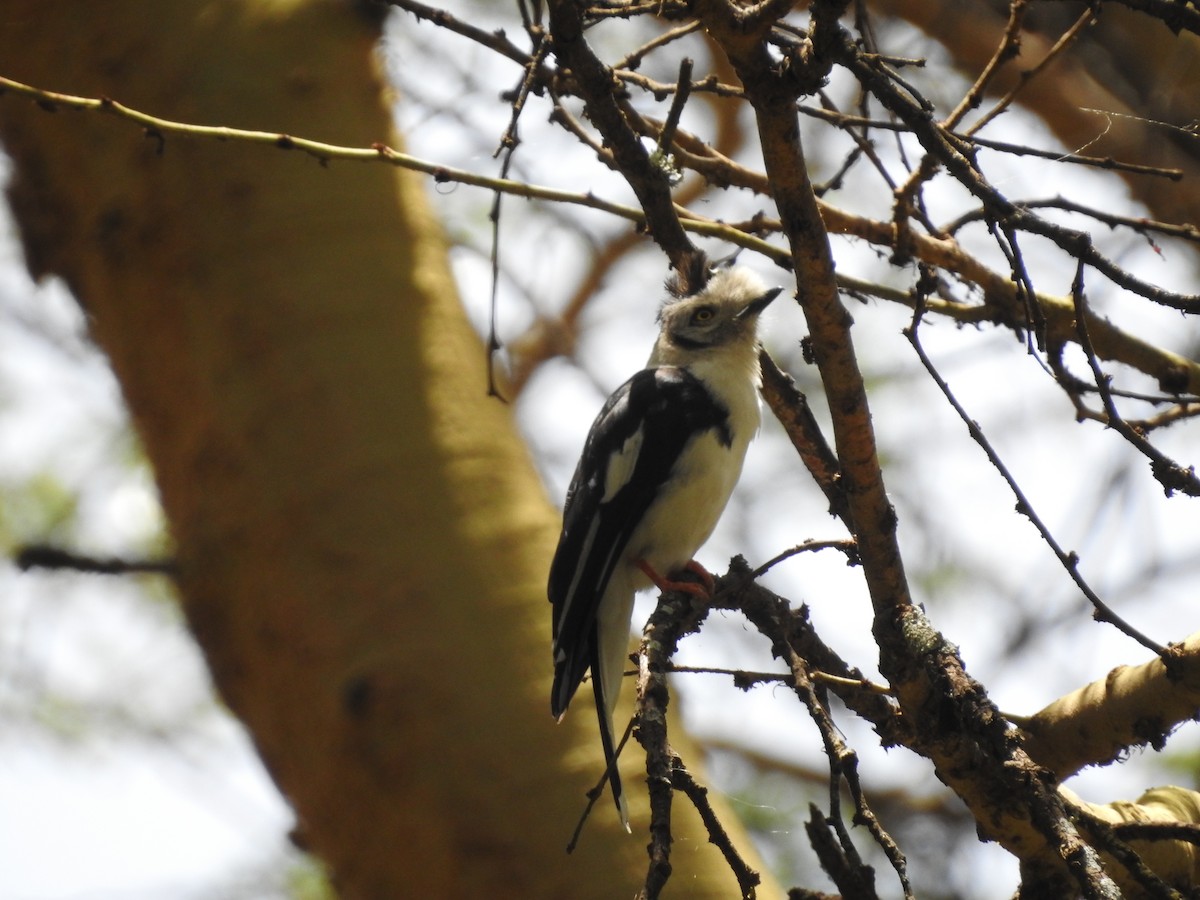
[692,306,716,324]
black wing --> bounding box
[548,366,731,717]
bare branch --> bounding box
[546,0,698,270]
[1023,632,1200,778]
[15,544,177,577]
[1069,262,1200,497]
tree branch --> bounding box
[1023,631,1200,778]
[545,0,698,271]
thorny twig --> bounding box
[2,71,1196,395]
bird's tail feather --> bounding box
[592,581,637,831]
[590,636,631,832]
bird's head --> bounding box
[652,264,783,364]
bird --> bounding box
[547,258,781,829]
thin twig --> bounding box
[805,804,880,898]
[758,353,850,524]
[487,30,552,399]
[671,762,761,899]
[967,4,1099,136]
[666,663,893,697]
[772,636,911,898]
[836,44,1200,313]
[582,0,691,21]
[943,0,1027,130]
[989,220,1046,355]
[656,57,693,162]
[565,717,635,853]
[387,0,540,69]
[905,302,1168,660]
[942,196,1198,243]
[1069,260,1200,497]
[1111,821,1200,846]
[965,134,1185,182]
[15,545,177,577]
[750,538,858,578]
[613,20,703,71]
[546,0,697,269]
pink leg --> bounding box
[636,558,713,599]
[683,560,716,593]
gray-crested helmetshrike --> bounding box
[548,259,781,828]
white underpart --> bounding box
[633,283,766,578]
[625,367,759,581]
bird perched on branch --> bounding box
[548,258,781,829]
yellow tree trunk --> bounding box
[0,2,771,896]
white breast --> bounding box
[624,352,761,584]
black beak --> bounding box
[738,287,783,319]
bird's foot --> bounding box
[683,559,716,593]
[636,558,714,599]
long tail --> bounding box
[590,630,630,831]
